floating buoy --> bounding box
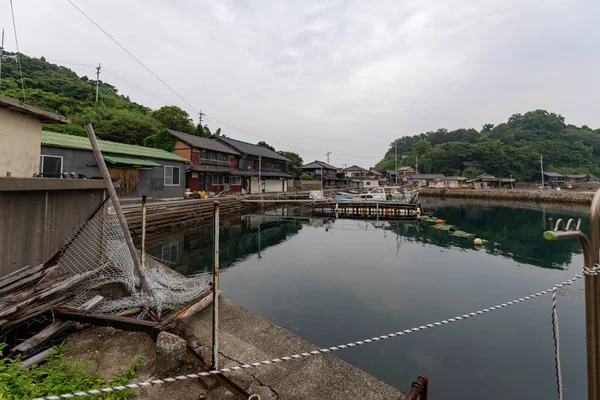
[474,238,483,246]
[448,226,456,232]
[437,219,443,224]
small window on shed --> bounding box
[40,155,63,178]
[164,166,181,186]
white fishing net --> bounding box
[55,198,211,317]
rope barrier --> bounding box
[551,284,563,400]
[32,267,599,400]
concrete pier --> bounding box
[65,297,405,400]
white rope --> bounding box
[33,267,599,400]
[551,284,563,400]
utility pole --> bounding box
[199,110,205,126]
[0,29,4,90]
[415,154,419,174]
[258,156,262,194]
[321,166,324,190]
[395,141,398,186]
[540,154,544,189]
[95,63,101,102]
[326,150,331,165]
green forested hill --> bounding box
[377,110,600,181]
[0,53,207,148]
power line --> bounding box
[9,0,25,102]
[66,0,199,114]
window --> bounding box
[212,174,224,185]
[40,155,63,178]
[230,176,241,185]
[224,175,230,184]
[366,181,371,186]
[164,166,181,186]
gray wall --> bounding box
[41,146,185,199]
[0,178,107,276]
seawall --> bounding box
[419,188,595,204]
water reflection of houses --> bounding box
[146,212,304,276]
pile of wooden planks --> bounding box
[124,198,244,235]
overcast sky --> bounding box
[2,0,599,167]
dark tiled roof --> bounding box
[405,173,445,180]
[343,165,370,172]
[0,93,70,124]
[302,160,338,170]
[544,172,565,177]
[217,137,289,161]
[369,168,382,176]
[190,164,244,175]
[168,130,240,155]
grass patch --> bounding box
[0,343,142,399]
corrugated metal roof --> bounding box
[41,131,188,163]
[343,165,370,172]
[302,160,338,170]
[544,172,565,177]
[217,137,289,161]
[103,154,160,167]
[168,130,240,155]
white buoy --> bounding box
[474,238,483,246]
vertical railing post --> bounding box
[587,190,600,400]
[141,195,147,268]
[212,201,220,369]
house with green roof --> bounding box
[40,131,188,199]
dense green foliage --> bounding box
[277,151,303,177]
[377,110,600,181]
[256,141,275,151]
[0,53,217,148]
[0,343,141,399]
[300,173,313,180]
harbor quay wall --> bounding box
[419,188,595,204]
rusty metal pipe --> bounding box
[588,188,600,400]
[213,201,220,370]
[405,375,428,400]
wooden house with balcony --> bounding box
[217,137,291,193]
[169,130,243,195]
[302,160,344,187]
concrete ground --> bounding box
[64,298,405,400]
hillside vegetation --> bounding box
[377,110,600,181]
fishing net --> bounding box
[54,198,211,317]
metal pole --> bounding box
[258,156,262,194]
[395,141,398,186]
[0,29,4,90]
[95,63,101,102]
[212,201,220,369]
[85,124,152,295]
[541,155,544,189]
[141,195,147,268]
[588,189,600,400]
[321,166,324,190]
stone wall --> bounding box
[420,188,595,204]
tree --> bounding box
[413,139,432,156]
[144,129,177,152]
[257,141,275,151]
[152,106,195,134]
[300,173,313,180]
[481,124,495,133]
[277,151,303,177]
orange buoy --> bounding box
[437,219,443,224]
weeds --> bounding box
[0,343,142,399]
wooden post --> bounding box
[85,124,152,296]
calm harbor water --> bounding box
[146,200,590,399]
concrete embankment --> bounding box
[420,188,595,204]
[66,298,405,400]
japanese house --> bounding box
[40,131,188,199]
[468,174,514,188]
[382,167,416,185]
[405,173,445,188]
[433,177,467,188]
[462,161,483,171]
[563,174,599,183]
[0,93,70,178]
[169,129,243,195]
[217,137,291,193]
[532,172,566,186]
[343,165,380,188]
[302,160,344,187]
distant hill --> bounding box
[377,110,600,181]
